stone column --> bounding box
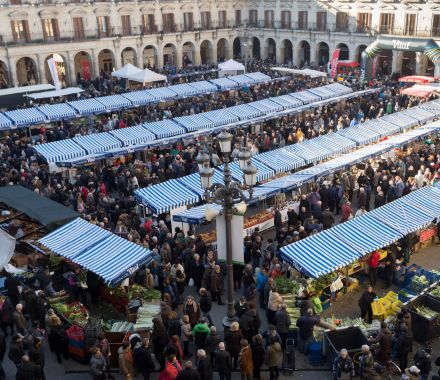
[8,56,18,87]
[391,50,401,73]
[176,44,183,68]
[92,49,100,78]
[67,51,76,85]
[415,52,422,75]
[36,55,46,84]
[211,43,217,64]
[157,45,164,69]
[193,46,201,66]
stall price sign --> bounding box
[420,227,436,242]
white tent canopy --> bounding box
[271,67,327,78]
[218,59,245,77]
[127,68,167,84]
[111,63,143,79]
[26,87,84,100]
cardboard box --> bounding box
[10,253,28,267]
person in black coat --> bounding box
[216,342,232,380]
[0,329,5,379]
[0,296,14,336]
[176,360,201,380]
[224,322,243,369]
[8,334,25,368]
[199,288,213,327]
[4,274,20,307]
[151,318,169,371]
[358,285,377,324]
[28,337,45,380]
[251,334,265,380]
[134,338,156,380]
[15,355,41,380]
[198,349,213,380]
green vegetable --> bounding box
[414,305,438,319]
[429,286,440,298]
[274,276,300,295]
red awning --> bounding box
[337,61,360,68]
[399,75,436,84]
[400,85,434,97]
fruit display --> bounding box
[414,305,438,319]
[198,231,217,243]
[243,210,272,229]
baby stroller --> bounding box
[283,338,296,375]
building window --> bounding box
[201,11,211,29]
[73,17,85,40]
[432,14,440,37]
[249,10,258,27]
[162,14,175,33]
[97,16,111,37]
[121,15,131,36]
[41,18,60,41]
[218,10,227,28]
[298,11,308,30]
[380,13,394,34]
[356,13,371,33]
[281,11,291,29]
[11,20,30,42]
[264,10,274,28]
[404,13,416,36]
[335,12,348,32]
[142,14,156,34]
[10,0,21,4]
[184,12,194,31]
[316,11,327,31]
[235,10,241,27]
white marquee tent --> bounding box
[111,63,143,79]
[218,59,245,77]
[127,68,167,84]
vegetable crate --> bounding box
[398,288,416,303]
[66,325,85,349]
[324,327,368,374]
[404,294,440,342]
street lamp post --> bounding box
[197,131,257,327]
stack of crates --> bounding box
[308,341,322,366]
[66,325,88,363]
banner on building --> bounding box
[82,60,91,81]
[330,49,341,78]
[47,58,61,90]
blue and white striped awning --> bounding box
[227,104,265,120]
[349,143,393,161]
[109,125,156,146]
[323,83,353,95]
[68,99,107,115]
[400,186,440,218]
[177,170,225,197]
[313,133,356,154]
[250,99,283,114]
[218,159,275,183]
[283,143,319,164]
[121,90,158,106]
[360,119,401,137]
[254,149,305,173]
[188,81,218,94]
[380,113,419,130]
[269,95,303,109]
[203,109,239,127]
[37,104,77,121]
[38,218,152,285]
[172,203,223,224]
[337,125,381,145]
[369,198,433,235]
[418,99,440,112]
[381,127,438,148]
[280,229,363,278]
[289,90,321,104]
[297,165,330,178]
[292,140,333,162]
[143,119,186,138]
[74,133,122,155]
[306,87,336,100]
[39,218,112,259]
[146,87,177,100]
[96,95,133,111]
[244,72,272,83]
[168,83,200,97]
[135,179,201,214]
[173,114,215,132]
[208,77,239,90]
[229,74,256,86]
[399,107,436,124]
[419,122,440,131]
[0,113,12,130]
[5,107,46,126]
[33,139,86,163]
[243,186,281,203]
[263,172,316,192]
[327,214,402,255]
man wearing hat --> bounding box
[403,366,420,379]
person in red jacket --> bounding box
[341,202,353,222]
[368,250,380,286]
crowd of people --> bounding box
[0,57,439,379]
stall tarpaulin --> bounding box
[330,49,341,79]
[0,229,15,271]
